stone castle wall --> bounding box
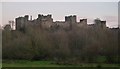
[15,14,106,31]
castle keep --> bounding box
[15,14,106,31]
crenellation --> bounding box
[15,14,106,31]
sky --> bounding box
[1,0,119,2]
[0,1,119,28]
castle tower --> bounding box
[65,15,76,23]
[24,15,29,22]
[72,15,77,23]
[37,14,53,29]
[15,15,29,31]
[65,15,77,30]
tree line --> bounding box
[2,21,119,64]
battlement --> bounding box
[15,14,106,31]
[38,14,52,20]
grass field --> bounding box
[2,60,120,68]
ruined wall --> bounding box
[15,14,106,31]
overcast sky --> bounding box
[1,1,119,28]
[1,0,119,2]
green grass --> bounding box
[2,60,120,67]
[3,60,59,67]
[0,63,2,68]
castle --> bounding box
[5,14,107,31]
